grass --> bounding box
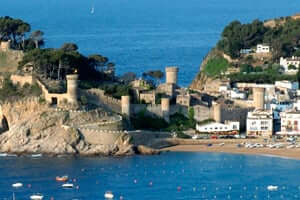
[203,57,229,77]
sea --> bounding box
[1,152,300,200]
[0,0,300,86]
[1,0,300,199]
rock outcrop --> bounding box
[0,99,145,156]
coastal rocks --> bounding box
[136,145,161,155]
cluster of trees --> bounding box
[142,70,164,86]
[217,20,267,58]
[240,64,263,73]
[218,17,300,59]
[19,42,115,81]
[0,16,44,50]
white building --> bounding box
[280,56,300,73]
[230,88,246,99]
[256,44,270,53]
[270,101,293,119]
[247,110,273,137]
[275,80,299,91]
[196,121,240,135]
[277,110,300,136]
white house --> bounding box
[280,56,300,73]
[277,110,300,136]
[256,44,270,53]
[275,80,299,91]
[247,110,273,137]
[196,121,240,135]
[230,88,246,99]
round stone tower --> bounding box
[212,102,222,123]
[0,40,11,52]
[253,87,265,110]
[165,67,179,85]
[161,97,170,122]
[66,74,79,104]
[121,96,131,116]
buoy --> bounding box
[134,179,137,184]
[177,186,181,191]
[149,181,153,186]
[120,196,124,200]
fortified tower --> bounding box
[0,40,11,52]
[121,96,131,117]
[212,102,222,123]
[66,74,79,104]
[161,97,170,122]
[253,87,265,110]
[166,67,179,85]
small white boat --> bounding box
[62,183,74,188]
[12,182,23,188]
[30,194,44,200]
[104,191,114,199]
[91,6,95,14]
[267,185,278,191]
[31,154,42,158]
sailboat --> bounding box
[91,6,95,14]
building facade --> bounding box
[247,110,273,137]
[277,111,300,136]
[196,121,239,135]
[256,44,270,53]
[280,56,300,74]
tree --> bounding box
[30,30,44,48]
[0,16,31,49]
[143,70,164,86]
[61,43,78,52]
[288,64,297,70]
[120,72,136,83]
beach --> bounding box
[162,139,300,160]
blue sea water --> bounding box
[1,152,300,200]
[0,0,300,86]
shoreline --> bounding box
[163,143,300,160]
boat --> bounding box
[267,185,278,191]
[30,194,44,200]
[104,191,114,199]
[91,6,95,14]
[56,175,69,182]
[62,183,74,188]
[31,154,42,158]
[0,153,8,157]
[12,182,23,188]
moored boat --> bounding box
[30,194,44,200]
[104,191,114,199]
[62,183,74,188]
[56,175,69,182]
[12,182,23,188]
[267,185,278,191]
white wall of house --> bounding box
[247,110,273,137]
[280,57,300,73]
[279,111,300,135]
[275,80,299,91]
[196,121,239,133]
[256,44,270,53]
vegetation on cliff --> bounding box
[217,17,300,59]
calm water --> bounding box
[1,0,300,86]
[1,152,300,199]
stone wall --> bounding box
[78,128,124,145]
[84,88,121,113]
[10,74,34,86]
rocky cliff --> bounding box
[190,49,225,92]
[0,98,160,156]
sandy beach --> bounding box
[162,139,300,160]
